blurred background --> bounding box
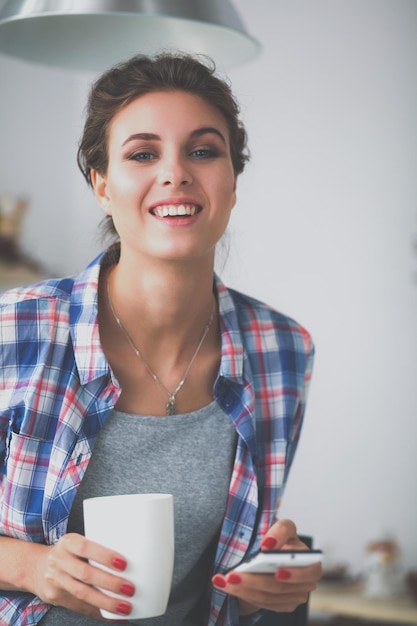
[0,0,416,585]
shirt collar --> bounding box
[70,256,246,388]
[70,252,110,385]
[214,274,245,386]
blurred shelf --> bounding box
[0,262,43,291]
[310,582,417,624]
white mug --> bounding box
[83,493,174,620]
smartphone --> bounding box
[230,549,323,574]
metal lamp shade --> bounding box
[0,0,260,72]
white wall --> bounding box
[0,0,416,575]
[225,0,417,575]
[0,53,102,275]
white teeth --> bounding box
[153,204,197,217]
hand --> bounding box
[30,533,135,621]
[212,519,322,616]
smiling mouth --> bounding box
[150,203,202,218]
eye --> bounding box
[128,151,157,162]
[190,147,219,159]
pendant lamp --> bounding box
[0,0,259,72]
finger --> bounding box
[274,561,322,584]
[261,519,300,550]
[230,571,317,594]
[45,566,133,619]
[213,567,319,600]
[61,533,128,573]
[46,584,104,619]
[212,572,311,612]
[57,550,134,597]
[45,535,135,617]
[48,541,134,600]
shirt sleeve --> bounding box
[283,336,315,484]
[239,610,266,624]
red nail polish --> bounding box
[112,557,127,571]
[276,568,292,580]
[120,583,135,597]
[261,536,278,550]
[212,574,227,589]
[116,602,131,615]
[227,573,242,584]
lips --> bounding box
[150,203,202,218]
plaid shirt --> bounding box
[0,252,314,626]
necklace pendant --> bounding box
[107,272,215,419]
[166,398,176,416]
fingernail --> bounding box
[227,573,242,585]
[116,602,132,615]
[212,574,227,589]
[120,583,135,597]
[276,568,292,580]
[112,557,127,571]
[261,536,278,550]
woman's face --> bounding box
[92,90,237,266]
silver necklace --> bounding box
[106,272,215,415]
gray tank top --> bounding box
[39,401,237,625]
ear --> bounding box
[91,169,112,215]
[231,176,238,209]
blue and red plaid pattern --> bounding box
[0,252,314,626]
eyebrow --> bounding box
[122,127,227,147]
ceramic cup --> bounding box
[83,493,174,620]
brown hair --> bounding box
[77,52,249,182]
[77,53,249,243]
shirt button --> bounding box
[223,392,237,410]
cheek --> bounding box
[212,163,236,196]
[222,175,237,210]
[230,188,237,209]
[107,170,139,203]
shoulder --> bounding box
[0,254,103,348]
[0,253,103,311]
[0,277,75,341]
[217,279,314,358]
[0,275,75,307]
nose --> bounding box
[157,153,192,187]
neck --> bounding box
[103,250,217,358]
[99,248,221,416]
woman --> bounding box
[0,54,320,625]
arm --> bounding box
[0,533,135,620]
[284,336,315,485]
[212,519,322,616]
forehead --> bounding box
[109,90,229,141]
